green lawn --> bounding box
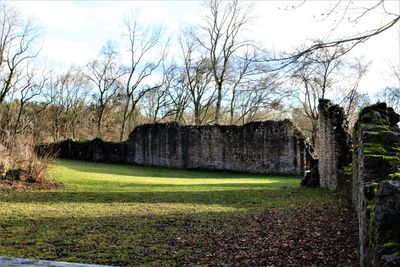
[0,159,353,266]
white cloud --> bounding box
[14,1,96,33]
[41,38,96,67]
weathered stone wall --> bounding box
[38,120,315,175]
[317,100,400,266]
[318,99,353,197]
[352,103,400,266]
[127,120,314,175]
[36,138,128,164]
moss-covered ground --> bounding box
[0,159,357,266]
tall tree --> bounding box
[11,66,48,136]
[86,41,124,138]
[232,72,287,125]
[141,63,184,123]
[45,68,89,141]
[179,29,215,125]
[197,0,251,124]
[291,45,366,146]
[119,13,167,140]
[0,2,41,103]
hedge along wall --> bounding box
[38,120,315,175]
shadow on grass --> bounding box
[55,159,301,180]
[1,187,327,209]
[0,161,351,266]
[0,210,225,266]
[0,209,265,266]
[0,198,356,267]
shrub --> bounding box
[0,132,61,190]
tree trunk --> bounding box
[214,84,222,124]
[96,107,104,139]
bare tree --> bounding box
[376,87,400,113]
[141,62,186,123]
[45,68,89,141]
[142,61,191,124]
[165,69,190,124]
[338,61,369,124]
[86,41,124,138]
[119,13,167,140]
[233,73,288,125]
[374,32,400,113]
[11,65,48,136]
[227,48,279,124]
[276,1,399,65]
[197,0,252,124]
[291,45,365,146]
[0,2,41,103]
[179,29,215,125]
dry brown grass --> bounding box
[0,133,62,191]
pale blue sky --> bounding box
[11,0,400,94]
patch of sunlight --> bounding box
[50,164,295,187]
[62,173,281,185]
[0,203,243,218]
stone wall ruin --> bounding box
[318,99,353,198]
[37,99,400,266]
[352,103,400,266]
[317,99,400,266]
[39,120,315,175]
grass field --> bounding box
[0,159,357,266]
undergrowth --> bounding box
[0,133,62,191]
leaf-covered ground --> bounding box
[149,205,357,267]
[0,159,358,266]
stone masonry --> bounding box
[126,120,314,175]
[317,100,400,266]
[352,103,400,267]
[36,100,400,267]
[318,99,353,197]
[38,120,315,175]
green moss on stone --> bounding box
[384,242,400,256]
[394,147,400,158]
[388,172,400,181]
[361,112,387,125]
[384,156,400,167]
[359,103,400,260]
[365,182,379,200]
[365,154,400,167]
[359,102,400,126]
[372,125,395,133]
[366,201,376,210]
[343,163,353,175]
[367,199,377,246]
[363,143,387,154]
